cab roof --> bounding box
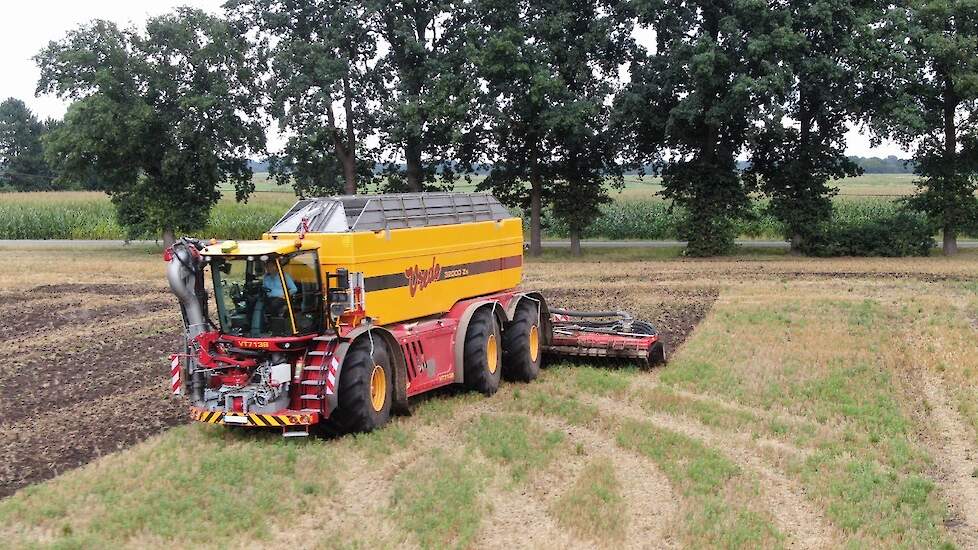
[200,239,319,257]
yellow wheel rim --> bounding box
[369,365,386,412]
[487,334,498,374]
[529,325,540,362]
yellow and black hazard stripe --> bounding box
[190,408,315,426]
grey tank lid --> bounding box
[269,192,513,234]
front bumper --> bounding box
[190,407,319,427]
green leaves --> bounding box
[472,0,631,252]
[229,0,378,195]
[0,98,57,191]
[35,9,266,240]
[864,0,978,250]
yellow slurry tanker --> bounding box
[166,193,664,435]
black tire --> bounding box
[503,301,542,382]
[326,337,393,434]
[463,308,502,395]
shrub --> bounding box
[801,207,935,257]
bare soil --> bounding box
[0,284,185,498]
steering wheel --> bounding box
[265,296,288,316]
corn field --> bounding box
[0,191,959,241]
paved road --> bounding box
[1,239,976,249]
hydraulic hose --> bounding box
[549,308,632,320]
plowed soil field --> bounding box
[0,282,185,497]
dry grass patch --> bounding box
[551,458,626,544]
[635,385,819,447]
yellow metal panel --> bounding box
[266,218,524,325]
[200,239,319,257]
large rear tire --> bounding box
[326,336,393,434]
[463,308,502,395]
[503,301,542,382]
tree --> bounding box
[745,0,880,252]
[621,0,791,256]
[0,98,57,191]
[267,129,376,198]
[866,0,978,255]
[369,0,482,192]
[228,0,377,195]
[471,0,631,256]
[35,9,266,246]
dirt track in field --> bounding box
[0,284,185,498]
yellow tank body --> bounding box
[264,193,523,326]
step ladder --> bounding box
[297,340,338,415]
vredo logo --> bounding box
[405,257,442,297]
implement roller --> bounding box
[165,192,665,436]
[547,309,666,368]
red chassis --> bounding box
[176,290,663,433]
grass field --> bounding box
[0,245,976,548]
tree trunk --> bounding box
[944,226,958,256]
[327,99,357,195]
[790,233,803,255]
[341,155,357,195]
[529,173,542,257]
[342,75,357,195]
[942,73,957,256]
[162,227,176,249]
[569,228,581,256]
[405,138,422,192]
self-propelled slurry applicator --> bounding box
[165,193,664,436]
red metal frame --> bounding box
[180,287,661,431]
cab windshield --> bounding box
[210,250,323,337]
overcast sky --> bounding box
[2,0,910,158]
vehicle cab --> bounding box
[200,239,324,339]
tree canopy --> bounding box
[866,0,978,255]
[0,98,57,191]
[746,0,881,252]
[228,0,378,196]
[370,0,482,192]
[471,0,630,255]
[621,0,792,256]
[35,9,266,245]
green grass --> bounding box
[568,366,636,396]
[0,426,339,547]
[616,419,786,548]
[551,458,626,543]
[390,450,486,549]
[348,424,413,459]
[466,414,565,483]
[507,386,599,426]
